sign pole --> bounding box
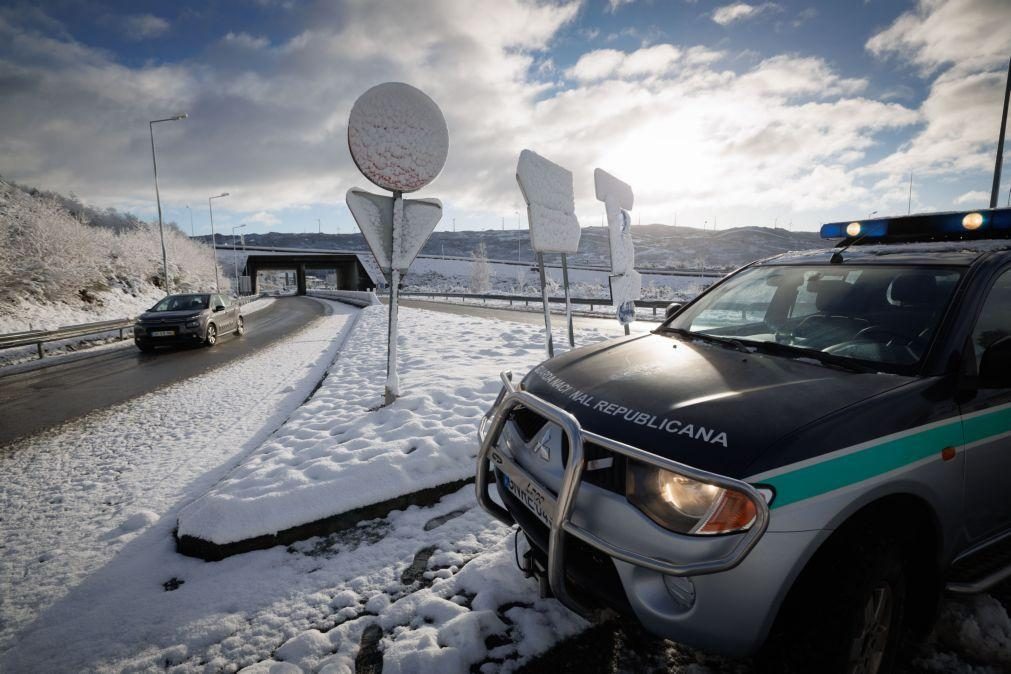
[561,253,575,347]
[385,191,404,405]
[537,252,554,358]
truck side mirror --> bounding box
[665,303,683,320]
[979,335,1011,389]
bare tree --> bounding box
[470,241,491,293]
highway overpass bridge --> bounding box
[217,246,384,295]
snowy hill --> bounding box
[196,224,825,271]
[0,178,222,332]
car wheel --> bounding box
[204,323,217,347]
[761,529,909,674]
[234,315,245,336]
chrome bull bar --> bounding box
[476,370,771,617]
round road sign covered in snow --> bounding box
[348,82,449,193]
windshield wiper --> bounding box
[659,327,753,353]
[748,340,875,373]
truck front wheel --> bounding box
[761,530,910,674]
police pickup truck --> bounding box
[476,208,1011,673]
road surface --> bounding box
[0,296,327,449]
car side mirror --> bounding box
[665,303,683,320]
[979,336,1011,388]
[214,305,226,312]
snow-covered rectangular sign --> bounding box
[516,150,581,254]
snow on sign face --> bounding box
[594,168,636,276]
[348,82,449,193]
[516,150,581,254]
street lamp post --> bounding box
[186,204,194,236]
[208,192,229,294]
[148,113,188,295]
[232,224,247,296]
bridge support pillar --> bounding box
[296,263,307,295]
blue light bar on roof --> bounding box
[821,207,1011,241]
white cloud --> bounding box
[864,0,1011,181]
[711,2,779,26]
[567,44,684,81]
[247,211,281,226]
[121,14,170,41]
[954,190,990,205]
[0,1,928,229]
[607,0,636,13]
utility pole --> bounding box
[318,218,321,234]
[991,57,1011,209]
[908,172,913,214]
[208,192,228,294]
[186,205,194,236]
[453,217,456,233]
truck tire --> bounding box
[760,530,909,674]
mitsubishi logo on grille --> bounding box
[531,427,552,462]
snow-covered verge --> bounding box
[177,305,611,546]
[239,297,276,316]
[0,299,358,653]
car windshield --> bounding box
[662,265,963,372]
[150,294,210,312]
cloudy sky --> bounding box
[1,0,1009,235]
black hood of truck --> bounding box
[520,333,911,479]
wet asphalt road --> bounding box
[0,296,326,449]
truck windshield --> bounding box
[663,265,963,371]
[150,294,210,312]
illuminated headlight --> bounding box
[627,461,761,535]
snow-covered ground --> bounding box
[178,305,611,546]
[0,298,357,654]
[3,302,1010,673]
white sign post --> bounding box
[346,82,448,405]
[594,168,640,334]
[516,150,581,357]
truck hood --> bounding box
[520,333,911,479]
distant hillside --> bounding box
[197,223,825,271]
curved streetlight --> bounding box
[149,113,188,295]
[232,223,246,295]
[208,192,229,293]
[185,204,193,236]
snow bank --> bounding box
[177,304,610,546]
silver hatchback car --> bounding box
[133,293,244,352]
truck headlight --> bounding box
[627,461,759,535]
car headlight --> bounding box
[626,460,761,535]
[186,319,200,327]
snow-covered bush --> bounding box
[469,242,491,293]
[0,178,225,313]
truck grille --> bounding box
[507,406,625,496]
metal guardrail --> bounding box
[0,293,266,361]
[398,291,678,316]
